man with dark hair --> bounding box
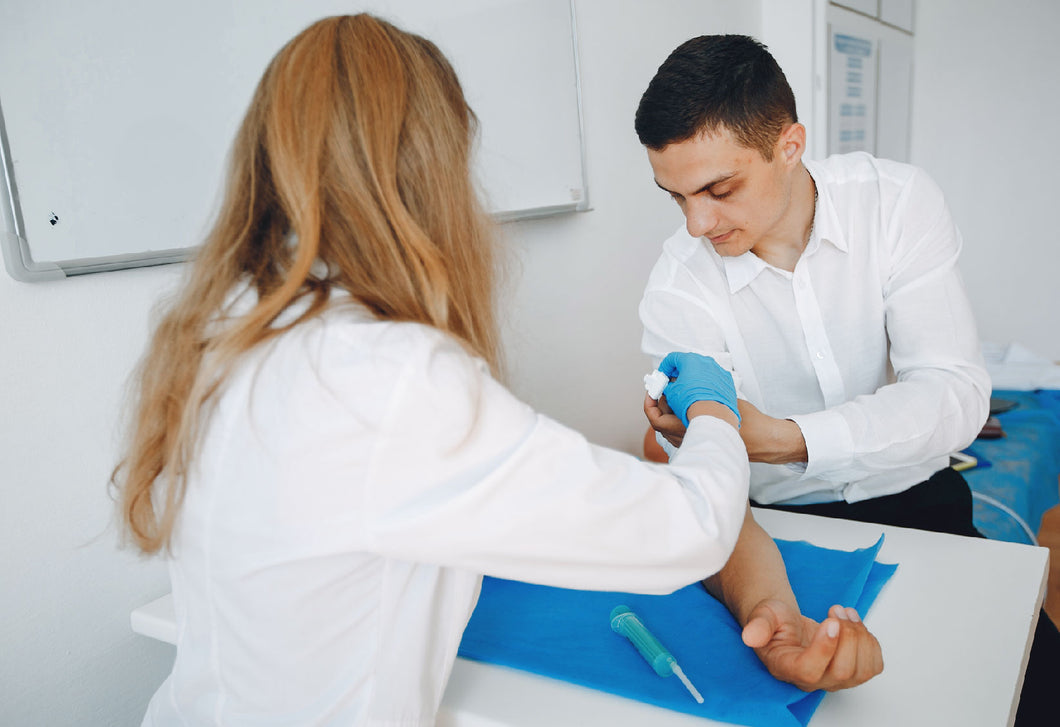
[634,34,1056,725]
[636,35,796,160]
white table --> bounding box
[131,509,1049,727]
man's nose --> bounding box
[684,198,719,239]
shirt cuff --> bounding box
[787,409,855,479]
[656,430,677,460]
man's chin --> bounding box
[705,238,748,257]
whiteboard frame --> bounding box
[0,0,588,283]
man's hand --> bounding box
[644,392,687,447]
[737,399,808,464]
[741,599,883,692]
[704,508,884,693]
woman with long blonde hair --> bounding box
[115,14,880,725]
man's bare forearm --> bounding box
[703,505,798,626]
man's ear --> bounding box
[776,122,806,167]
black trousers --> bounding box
[753,467,1060,726]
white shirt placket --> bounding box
[791,257,845,408]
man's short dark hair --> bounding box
[635,35,797,160]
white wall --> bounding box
[0,265,184,725]
[0,2,761,724]
[910,0,1060,360]
[498,1,759,446]
[760,0,828,159]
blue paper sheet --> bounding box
[458,537,896,727]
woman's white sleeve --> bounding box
[364,334,749,595]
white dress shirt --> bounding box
[640,152,990,505]
[142,293,749,726]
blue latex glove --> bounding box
[658,352,740,427]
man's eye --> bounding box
[711,190,732,200]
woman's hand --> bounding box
[656,352,740,426]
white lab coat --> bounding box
[142,293,749,726]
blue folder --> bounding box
[459,536,896,727]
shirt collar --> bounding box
[721,251,772,292]
[718,161,847,293]
[805,159,848,255]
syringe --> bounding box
[609,605,704,704]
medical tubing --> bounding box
[609,605,675,677]
[971,491,1039,545]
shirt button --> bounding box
[816,351,825,360]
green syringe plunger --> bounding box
[609,605,704,704]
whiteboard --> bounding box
[0,0,588,281]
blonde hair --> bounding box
[114,14,502,554]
